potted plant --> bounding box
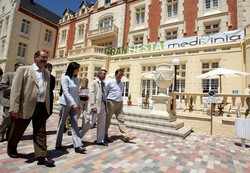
[142,95,149,109]
[127,93,132,106]
[189,96,193,112]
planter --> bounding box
[189,105,193,112]
[127,101,132,106]
[142,102,149,109]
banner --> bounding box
[104,29,245,55]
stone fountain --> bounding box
[150,63,176,121]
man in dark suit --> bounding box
[0,62,25,142]
[7,50,55,167]
[45,63,55,116]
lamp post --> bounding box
[172,58,180,92]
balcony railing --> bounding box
[88,24,119,40]
[171,92,250,117]
[68,45,106,56]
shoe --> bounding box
[104,135,111,143]
[7,152,19,158]
[0,136,4,142]
[67,130,72,136]
[37,157,55,167]
[55,146,62,150]
[74,146,86,154]
[96,142,108,146]
[123,134,136,142]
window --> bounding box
[98,42,112,47]
[141,80,150,97]
[165,29,177,40]
[79,65,88,79]
[94,67,102,78]
[5,16,9,33]
[105,0,111,7]
[17,42,27,60]
[44,29,52,43]
[0,20,2,36]
[122,67,130,97]
[167,0,178,18]
[59,50,64,57]
[204,23,219,35]
[205,0,219,13]
[141,65,158,97]
[1,39,5,54]
[136,7,145,27]
[174,62,186,92]
[202,62,219,93]
[99,16,113,28]
[77,24,84,42]
[21,19,30,37]
[134,35,143,45]
[60,30,67,46]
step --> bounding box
[112,116,184,130]
[111,121,192,139]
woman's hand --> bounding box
[72,104,80,111]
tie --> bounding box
[37,69,45,100]
[101,81,106,102]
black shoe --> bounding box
[74,146,86,154]
[55,146,62,150]
[37,157,55,167]
[104,135,111,143]
[7,152,19,158]
[96,142,108,146]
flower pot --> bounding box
[127,101,132,106]
[189,105,193,112]
[142,102,149,109]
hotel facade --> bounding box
[48,0,250,104]
[0,0,60,72]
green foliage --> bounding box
[189,96,193,105]
[128,93,131,101]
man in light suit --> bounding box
[80,69,108,146]
[0,62,25,142]
[7,50,55,167]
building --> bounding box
[0,0,60,72]
[49,0,250,104]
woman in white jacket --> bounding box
[55,62,85,153]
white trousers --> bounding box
[80,102,106,143]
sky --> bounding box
[35,0,84,17]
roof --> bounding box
[19,0,61,25]
[63,8,76,16]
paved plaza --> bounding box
[0,106,250,173]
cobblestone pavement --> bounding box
[0,110,250,173]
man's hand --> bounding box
[91,108,97,114]
[11,111,18,118]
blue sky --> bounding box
[35,0,84,17]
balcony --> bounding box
[88,24,119,41]
[68,46,107,60]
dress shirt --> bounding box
[106,79,123,102]
[34,64,46,102]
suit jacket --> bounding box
[0,72,15,107]
[59,76,81,107]
[9,65,50,119]
[88,78,106,114]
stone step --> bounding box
[111,121,192,139]
[112,115,184,130]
